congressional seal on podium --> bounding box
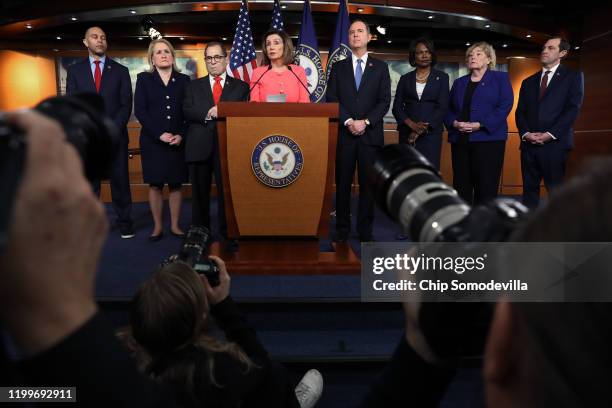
[251,135,304,188]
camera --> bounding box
[169,226,220,287]
[0,93,117,250]
[368,144,528,242]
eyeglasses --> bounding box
[205,55,225,63]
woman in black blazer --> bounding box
[392,38,449,170]
[392,38,449,240]
[135,39,190,241]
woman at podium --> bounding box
[250,29,311,103]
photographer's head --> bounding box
[130,261,210,356]
[485,159,612,408]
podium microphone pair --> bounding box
[244,65,312,100]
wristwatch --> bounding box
[364,118,371,126]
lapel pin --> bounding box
[436,76,439,80]
[368,63,373,67]
[172,78,175,82]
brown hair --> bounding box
[129,262,253,393]
[260,28,294,66]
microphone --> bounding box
[287,65,312,99]
[244,65,272,99]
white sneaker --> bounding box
[295,369,323,408]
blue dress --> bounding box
[134,70,190,184]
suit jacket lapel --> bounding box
[220,76,236,101]
[79,59,97,93]
[99,58,114,92]
[541,65,566,101]
[421,69,440,100]
[200,75,215,106]
[358,57,374,94]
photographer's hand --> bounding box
[202,255,230,305]
[0,110,107,356]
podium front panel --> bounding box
[226,117,328,236]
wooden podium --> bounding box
[210,102,360,275]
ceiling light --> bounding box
[387,40,392,44]
[222,37,228,41]
[25,23,33,29]
[526,34,532,38]
[376,25,386,35]
[129,9,137,14]
[180,37,185,40]
[466,42,471,46]
[70,17,78,21]
[138,37,144,40]
[202,5,209,9]
[484,24,491,28]
[502,43,508,48]
[357,7,364,12]
[428,15,434,19]
[56,36,62,40]
[281,4,287,9]
[574,46,580,50]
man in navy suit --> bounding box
[66,26,135,238]
[516,37,584,208]
[326,20,391,242]
[183,42,249,241]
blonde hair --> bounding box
[147,38,181,73]
[466,41,496,70]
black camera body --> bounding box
[0,94,117,250]
[176,226,220,287]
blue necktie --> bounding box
[355,59,363,90]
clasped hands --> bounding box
[205,106,218,122]
[405,119,429,145]
[453,120,481,133]
[346,119,368,136]
[523,132,553,145]
[160,132,182,145]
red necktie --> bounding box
[94,60,102,93]
[539,70,551,100]
[213,76,222,105]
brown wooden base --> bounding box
[209,239,361,275]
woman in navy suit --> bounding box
[445,42,513,205]
[393,38,449,170]
[135,39,190,241]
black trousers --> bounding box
[451,137,506,206]
[335,136,380,239]
[521,144,568,209]
[189,153,227,238]
[93,141,133,229]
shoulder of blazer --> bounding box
[136,71,152,80]
[106,58,127,70]
[432,68,449,79]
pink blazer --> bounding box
[249,64,310,103]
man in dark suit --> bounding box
[516,37,584,208]
[66,26,135,238]
[326,20,391,242]
[183,41,249,240]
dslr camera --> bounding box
[0,93,117,250]
[164,226,220,287]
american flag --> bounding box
[228,0,257,81]
[270,0,284,31]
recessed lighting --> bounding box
[53,48,59,52]
[70,17,78,21]
[357,7,364,12]
[502,43,508,48]
[202,4,209,9]
[222,37,228,41]
[376,25,386,35]
[466,42,471,46]
[56,36,62,40]
[138,37,144,40]
[526,34,532,38]
[484,24,491,28]
[25,23,33,29]
[180,37,185,41]
[428,15,434,19]
[574,46,580,50]
[387,40,392,44]
[129,9,136,14]
[281,4,287,9]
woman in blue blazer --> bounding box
[392,38,449,170]
[135,39,190,241]
[445,42,513,205]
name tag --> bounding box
[266,94,287,103]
